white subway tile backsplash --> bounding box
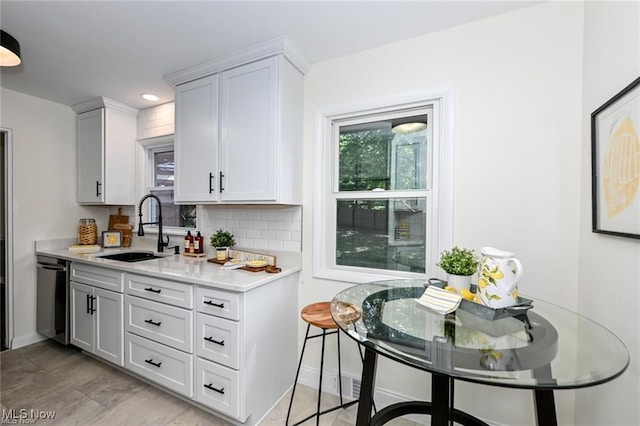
[283,241,301,251]
[252,220,268,230]
[137,102,175,140]
[267,221,283,231]
[201,205,302,252]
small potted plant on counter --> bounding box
[437,246,479,292]
[210,229,236,261]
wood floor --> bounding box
[0,340,421,425]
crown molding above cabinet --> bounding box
[163,36,310,87]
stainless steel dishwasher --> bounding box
[36,255,69,345]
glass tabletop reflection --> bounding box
[331,279,629,390]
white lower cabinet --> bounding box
[125,295,193,353]
[125,332,193,397]
[70,280,124,366]
[195,357,241,419]
[196,312,239,369]
[69,266,298,425]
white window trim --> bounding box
[138,135,199,236]
[313,87,455,283]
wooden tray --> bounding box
[206,258,280,273]
[183,252,207,258]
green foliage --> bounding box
[437,246,479,276]
[339,128,392,191]
[209,229,235,248]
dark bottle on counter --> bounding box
[185,231,193,253]
[193,231,203,254]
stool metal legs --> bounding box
[286,324,356,426]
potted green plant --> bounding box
[437,246,479,292]
[210,229,236,260]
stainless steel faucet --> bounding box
[137,193,169,252]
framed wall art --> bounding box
[591,76,640,239]
[102,231,123,248]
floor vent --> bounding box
[351,378,361,399]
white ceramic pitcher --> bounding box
[478,247,523,309]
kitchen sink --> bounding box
[98,251,167,263]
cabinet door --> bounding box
[175,74,219,203]
[70,281,94,352]
[77,109,105,203]
[95,288,124,366]
[219,57,278,201]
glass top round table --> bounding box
[331,279,629,426]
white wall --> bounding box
[0,88,107,347]
[301,3,584,425]
[576,2,640,425]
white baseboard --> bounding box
[10,333,47,349]
[298,365,503,425]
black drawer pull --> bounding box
[144,287,161,293]
[204,336,225,346]
[209,172,214,194]
[204,300,224,308]
[204,383,225,394]
[144,319,162,326]
[145,359,161,368]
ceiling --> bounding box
[0,1,538,110]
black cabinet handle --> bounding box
[204,300,224,308]
[90,295,96,314]
[144,319,162,327]
[219,171,225,192]
[144,359,161,368]
[86,294,90,314]
[204,383,225,394]
[95,180,102,197]
[209,172,214,194]
[144,287,161,294]
[204,336,225,346]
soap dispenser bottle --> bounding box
[185,231,193,253]
[195,231,204,254]
[193,231,202,254]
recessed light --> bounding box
[141,93,160,102]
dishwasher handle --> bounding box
[37,263,67,272]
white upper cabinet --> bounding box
[219,57,279,202]
[175,75,220,203]
[169,38,306,205]
[73,97,138,205]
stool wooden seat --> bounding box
[286,301,357,426]
[301,302,337,329]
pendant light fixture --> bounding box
[0,30,22,67]
[391,115,427,134]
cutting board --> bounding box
[108,207,129,230]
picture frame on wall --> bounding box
[102,231,123,248]
[591,76,640,239]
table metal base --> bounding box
[356,346,557,426]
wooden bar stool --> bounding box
[286,302,357,425]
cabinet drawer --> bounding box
[196,287,241,320]
[125,333,193,398]
[196,313,240,369]
[126,273,193,308]
[71,262,124,292]
[195,357,244,420]
[125,295,193,353]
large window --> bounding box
[146,144,196,229]
[314,91,453,283]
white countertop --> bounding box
[36,239,301,293]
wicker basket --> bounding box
[78,219,97,245]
